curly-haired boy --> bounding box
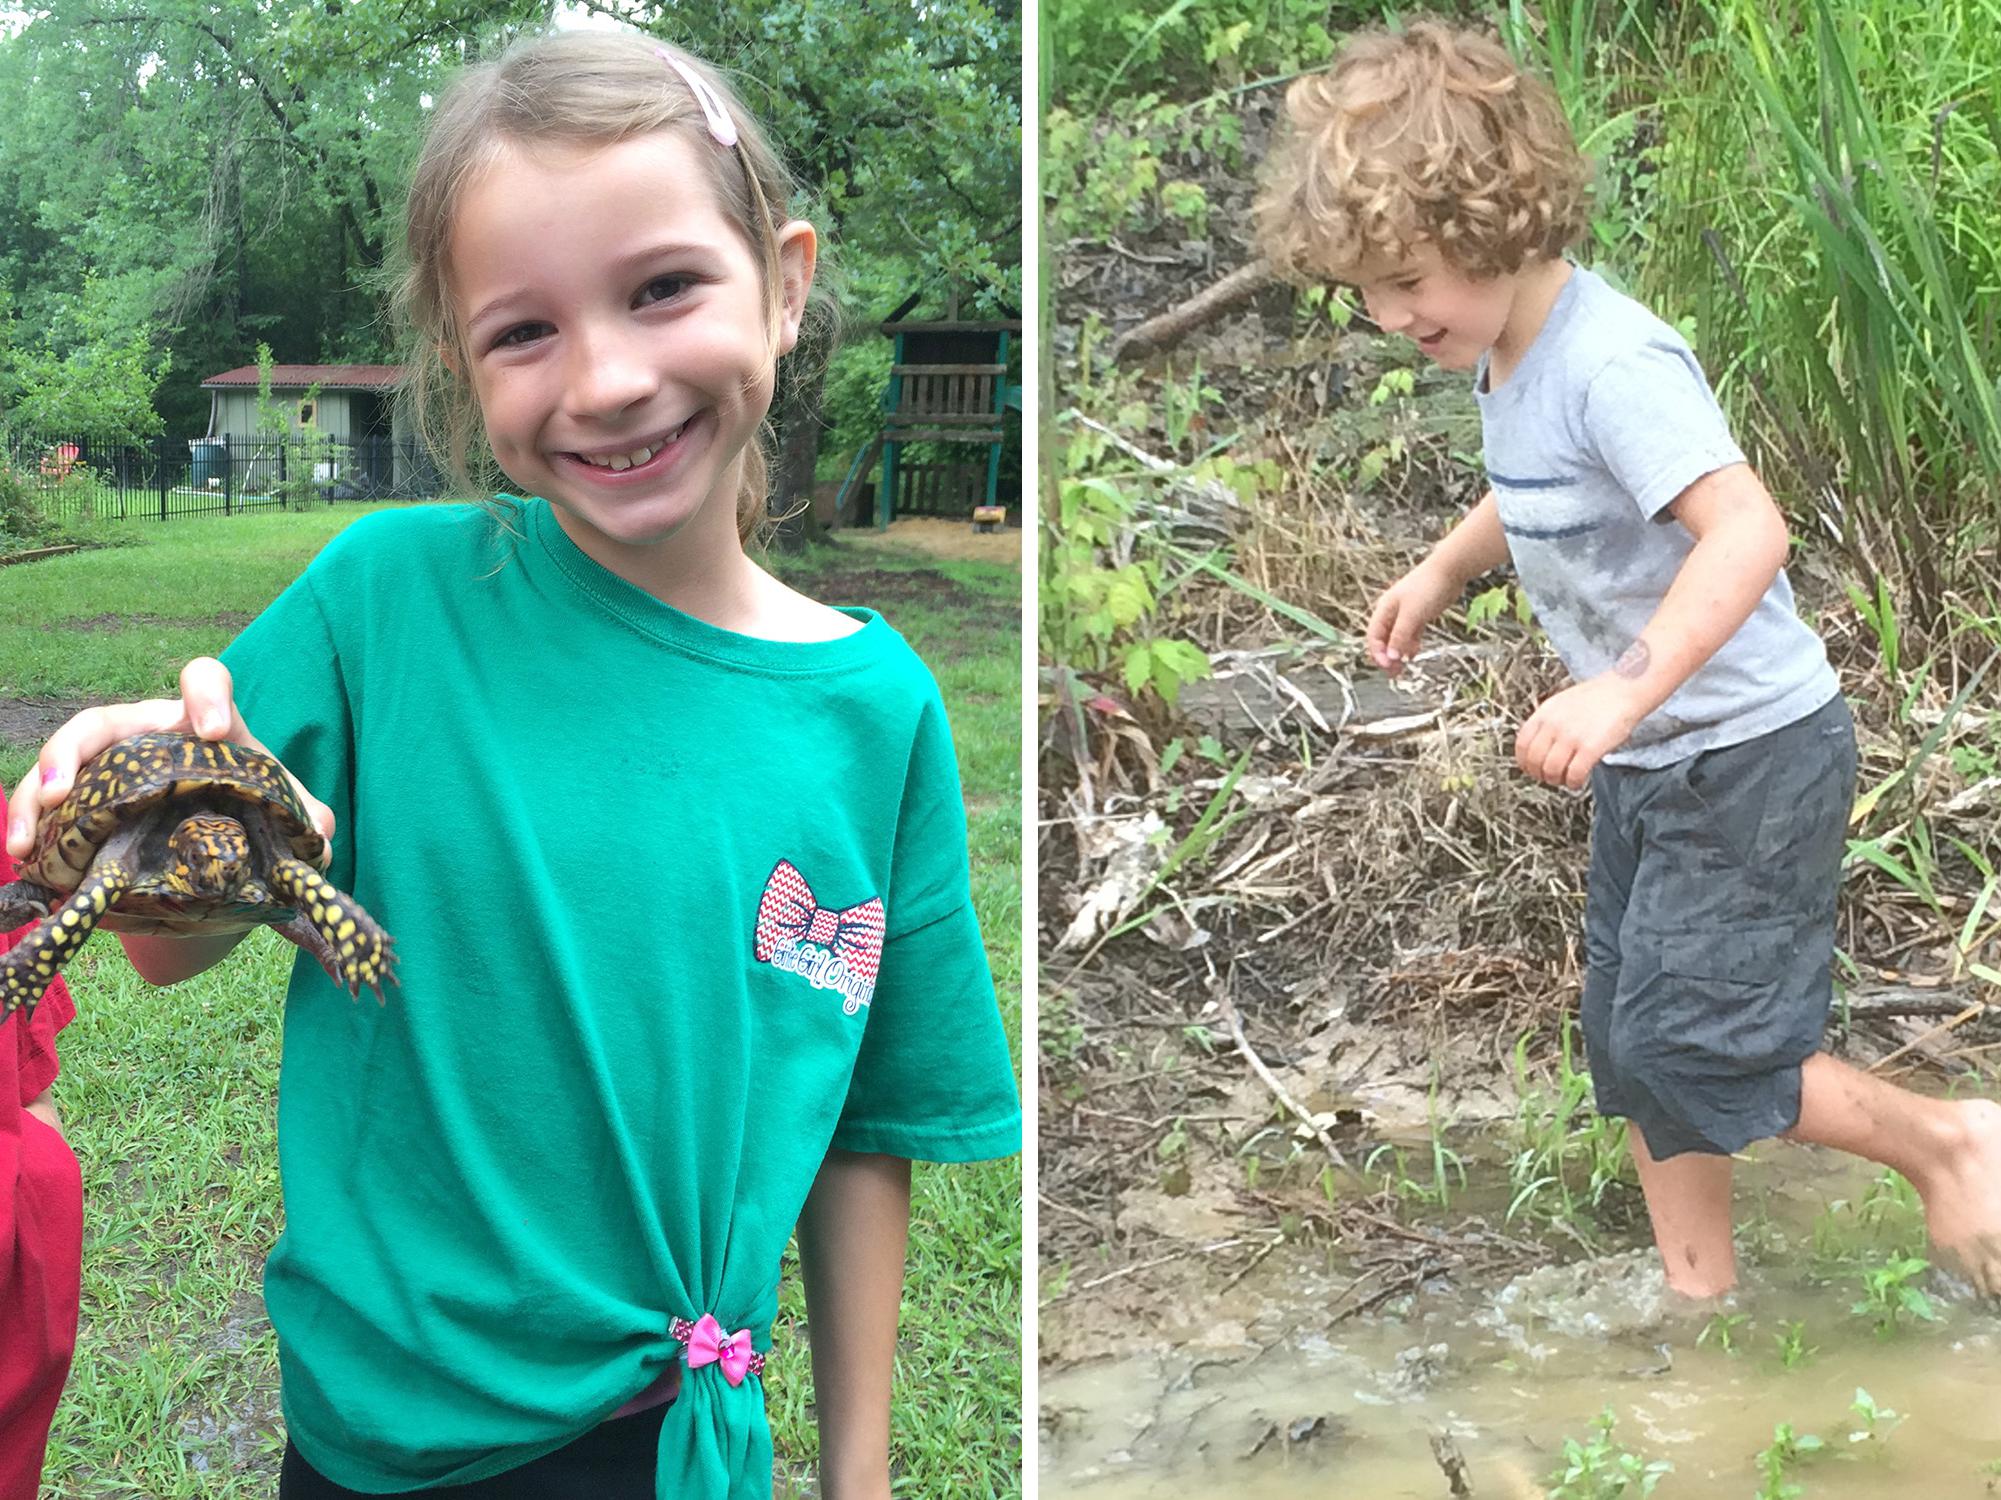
[1258,18,2001,1300]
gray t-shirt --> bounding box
[1475,263,1838,768]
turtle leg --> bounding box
[0,860,132,1022]
[0,878,60,930]
[268,859,396,1000]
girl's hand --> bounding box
[4,657,334,863]
[1364,559,1462,677]
[1515,675,1649,790]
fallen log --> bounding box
[1110,259,1272,363]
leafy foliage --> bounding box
[1545,1407,1672,1499]
[0,1,1019,489]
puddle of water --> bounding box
[1043,1146,2001,1498]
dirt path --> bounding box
[0,695,99,751]
[830,516,1023,567]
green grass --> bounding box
[16,509,1023,1498]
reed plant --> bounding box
[1514,0,2001,634]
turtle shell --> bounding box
[23,733,323,908]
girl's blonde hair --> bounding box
[1257,19,1591,284]
[395,29,824,545]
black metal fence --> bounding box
[3,433,450,522]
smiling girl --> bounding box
[4,30,1020,1500]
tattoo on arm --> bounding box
[1614,639,1651,680]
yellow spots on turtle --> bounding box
[59,909,80,928]
[336,918,356,941]
[88,889,106,914]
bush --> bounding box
[0,463,48,550]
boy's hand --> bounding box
[1516,675,1649,789]
[1365,560,1462,677]
[5,656,333,864]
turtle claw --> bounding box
[269,860,397,1001]
[0,879,57,931]
[0,863,129,1022]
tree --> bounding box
[5,275,169,436]
[0,0,1022,534]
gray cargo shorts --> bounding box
[1580,694,1856,1159]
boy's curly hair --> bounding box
[1256,19,1591,284]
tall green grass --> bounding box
[1513,0,2001,631]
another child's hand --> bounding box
[4,656,334,863]
[1365,560,1461,677]
[1515,676,1649,790]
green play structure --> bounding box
[833,292,1021,527]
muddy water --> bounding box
[1042,1148,2001,1497]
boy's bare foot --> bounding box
[1913,1098,2001,1297]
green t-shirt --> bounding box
[221,499,1020,1495]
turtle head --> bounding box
[166,814,252,899]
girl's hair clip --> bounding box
[655,48,740,148]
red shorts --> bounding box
[0,1102,81,1500]
[1,806,83,1500]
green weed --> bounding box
[1850,1255,1942,1337]
[1698,1310,1750,1355]
[1773,1319,1817,1369]
[1505,1022,1634,1237]
[1847,1386,1904,1447]
[1755,1422,1828,1500]
[1545,1407,1672,1499]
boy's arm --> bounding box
[1367,491,1508,672]
[1426,490,1511,586]
[1515,462,1792,788]
[797,1148,912,1500]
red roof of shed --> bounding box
[201,364,404,390]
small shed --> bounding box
[199,364,411,493]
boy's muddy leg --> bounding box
[1628,1123,1738,1299]
[1785,1052,2001,1297]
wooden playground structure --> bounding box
[834,294,1021,528]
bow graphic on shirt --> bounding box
[678,1313,763,1387]
[752,860,885,980]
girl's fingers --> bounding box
[178,657,238,741]
[35,699,199,803]
[6,657,331,869]
[8,698,190,858]
[182,669,336,858]
[178,660,335,858]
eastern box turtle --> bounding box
[0,732,395,1020]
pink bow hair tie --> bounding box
[753,861,885,974]
[672,1314,765,1387]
